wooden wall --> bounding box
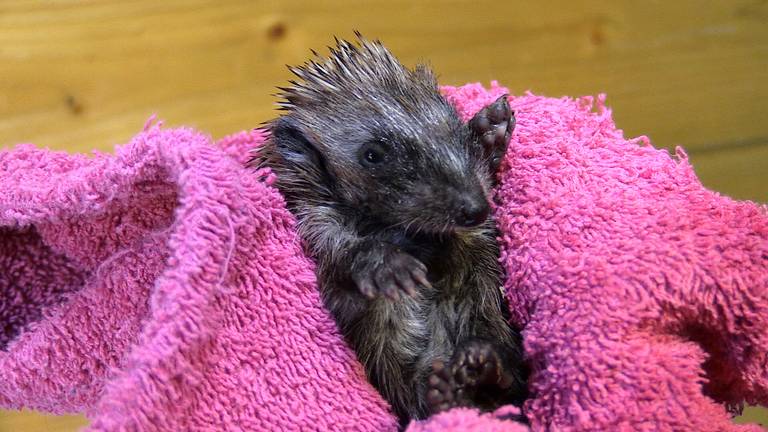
[0,1,766,430]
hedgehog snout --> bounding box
[454,193,490,227]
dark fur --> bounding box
[252,35,527,424]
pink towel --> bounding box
[1,83,766,431]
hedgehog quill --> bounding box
[253,34,528,425]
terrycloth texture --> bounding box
[443,84,768,431]
[0,83,766,432]
[0,126,396,431]
[406,406,528,432]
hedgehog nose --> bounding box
[456,197,490,227]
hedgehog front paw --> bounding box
[469,95,515,172]
[352,244,430,300]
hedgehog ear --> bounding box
[270,117,325,171]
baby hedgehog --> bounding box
[254,35,527,424]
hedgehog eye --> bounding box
[364,149,383,164]
[359,142,388,167]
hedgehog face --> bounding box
[330,103,493,234]
[266,35,499,235]
[354,134,494,233]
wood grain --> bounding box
[0,1,766,430]
[1,0,767,153]
[0,410,88,432]
[690,142,768,202]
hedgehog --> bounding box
[253,34,528,425]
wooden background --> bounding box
[0,0,765,430]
